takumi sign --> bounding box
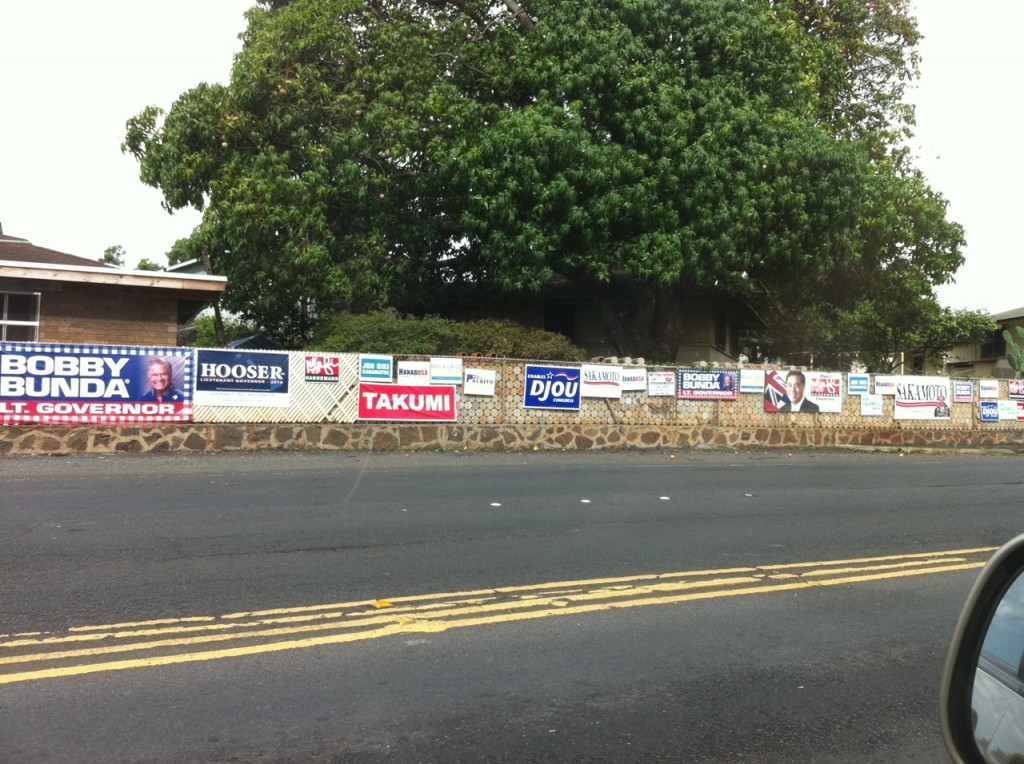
[357,383,457,421]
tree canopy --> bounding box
[100,245,126,267]
[125,0,974,361]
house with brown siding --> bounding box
[0,230,225,346]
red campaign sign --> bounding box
[0,399,190,425]
[811,378,840,396]
[357,383,457,421]
[305,354,340,382]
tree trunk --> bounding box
[589,277,689,362]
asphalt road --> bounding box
[2,449,1022,762]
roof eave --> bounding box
[0,259,226,294]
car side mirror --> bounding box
[942,533,1024,763]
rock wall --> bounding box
[3,362,1023,455]
[4,420,1024,456]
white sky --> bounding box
[1,1,1020,313]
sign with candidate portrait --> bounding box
[763,370,841,413]
[677,369,738,400]
[892,375,952,420]
[0,343,193,424]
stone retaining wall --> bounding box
[4,420,1024,455]
[4,361,1023,455]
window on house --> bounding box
[1,291,41,341]
[980,330,1008,360]
[714,314,729,352]
[543,303,576,342]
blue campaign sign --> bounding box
[0,343,193,423]
[359,354,393,382]
[981,401,1000,422]
[848,374,870,395]
[523,365,581,410]
[195,349,289,394]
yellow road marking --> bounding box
[0,547,994,685]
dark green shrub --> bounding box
[310,309,459,355]
[309,310,585,361]
[454,318,585,361]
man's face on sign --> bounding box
[148,361,171,393]
[786,374,805,404]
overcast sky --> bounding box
[1,2,1020,313]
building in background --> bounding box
[0,229,225,346]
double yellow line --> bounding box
[0,547,995,685]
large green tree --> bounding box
[125,0,965,358]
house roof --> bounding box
[0,233,225,296]
[992,306,1024,322]
[0,234,117,269]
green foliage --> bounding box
[184,313,262,347]
[1004,327,1024,377]
[124,0,962,362]
[136,257,164,271]
[310,309,584,360]
[100,245,126,267]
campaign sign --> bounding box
[359,354,392,383]
[523,365,581,410]
[647,371,676,397]
[861,394,883,416]
[980,379,1000,399]
[847,374,870,396]
[739,369,766,395]
[581,364,622,399]
[1010,380,1024,400]
[980,401,1000,422]
[678,369,739,400]
[999,401,1020,421]
[874,376,897,395]
[464,368,496,396]
[397,360,431,386]
[620,368,647,392]
[893,375,951,420]
[0,343,192,424]
[194,349,289,407]
[430,357,463,386]
[305,354,340,383]
[953,380,974,404]
[807,371,843,413]
[764,370,837,413]
[358,383,456,421]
